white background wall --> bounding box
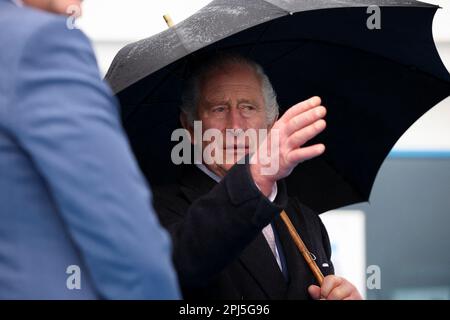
[76,0,450,152]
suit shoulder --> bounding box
[287,197,327,234]
[287,197,334,262]
[1,6,94,90]
[1,8,102,128]
[1,6,70,49]
[288,197,320,220]
[3,7,92,68]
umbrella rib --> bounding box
[245,21,273,59]
[206,37,450,85]
[264,41,311,66]
[260,0,291,14]
[171,26,191,56]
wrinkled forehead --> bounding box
[201,87,263,107]
[199,63,263,101]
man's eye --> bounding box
[212,106,226,113]
[241,104,256,110]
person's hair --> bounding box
[180,53,279,125]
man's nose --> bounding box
[227,107,245,130]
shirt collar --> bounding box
[195,163,221,183]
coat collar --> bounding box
[177,164,298,299]
[238,231,288,299]
[178,164,218,204]
[273,211,318,298]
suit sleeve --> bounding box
[154,163,288,288]
[8,19,180,299]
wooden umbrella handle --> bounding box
[163,14,174,28]
[280,210,324,286]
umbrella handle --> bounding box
[280,210,324,286]
[163,14,174,28]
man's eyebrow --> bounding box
[204,99,232,107]
[237,98,260,106]
[203,98,260,107]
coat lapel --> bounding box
[178,165,289,299]
[178,165,218,206]
[238,232,288,299]
[273,209,318,299]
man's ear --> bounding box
[180,113,195,145]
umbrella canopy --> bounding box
[105,0,450,213]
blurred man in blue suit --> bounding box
[0,0,180,299]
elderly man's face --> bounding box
[193,63,272,177]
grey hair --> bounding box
[180,53,279,125]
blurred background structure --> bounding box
[77,0,450,299]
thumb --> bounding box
[308,284,322,300]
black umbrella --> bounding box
[105,0,450,214]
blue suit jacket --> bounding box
[0,1,180,299]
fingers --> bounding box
[258,96,326,182]
[317,275,363,300]
[286,106,327,137]
[308,285,322,300]
[286,143,325,164]
[327,282,355,300]
[287,119,326,149]
[281,96,322,122]
[320,275,343,299]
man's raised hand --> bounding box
[250,96,327,196]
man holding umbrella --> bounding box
[153,53,362,300]
[105,0,449,301]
